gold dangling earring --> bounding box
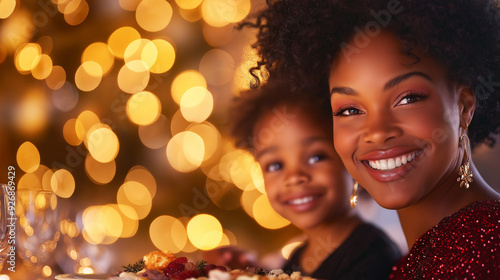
[457,132,473,189]
[350,181,358,208]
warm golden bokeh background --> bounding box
[1,0,500,279]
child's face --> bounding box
[329,32,472,210]
[253,104,352,230]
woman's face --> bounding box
[329,32,473,209]
[253,104,352,230]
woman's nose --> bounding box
[362,111,403,144]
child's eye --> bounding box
[308,154,326,164]
[333,107,363,117]
[266,162,282,172]
[397,92,427,106]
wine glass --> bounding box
[16,189,60,273]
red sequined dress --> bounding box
[389,200,500,279]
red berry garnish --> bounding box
[215,266,227,272]
[202,264,216,276]
[164,262,185,276]
[173,257,188,264]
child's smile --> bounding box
[254,104,352,230]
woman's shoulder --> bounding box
[437,200,500,234]
[430,199,500,253]
[390,200,500,279]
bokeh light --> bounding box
[31,54,53,80]
[86,124,120,163]
[0,0,16,19]
[124,38,153,66]
[240,188,261,218]
[63,0,89,26]
[18,172,42,191]
[14,88,50,136]
[77,110,100,143]
[149,215,187,253]
[135,0,173,32]
[15,43,42,74]
[282,241,303,260]
[63,118,83,146]
[166,131,205,173]
[147,39,176,74]
[51,169,76,198]
[75,61,103,92]
[109,204,139,238]
[85,155,116,185]
[228,149,258,191]
[171,70,207,105]
[180,87,214,123]
[201,0,251,27]
[45,65,67,90]
[82,205,122,245]
[53,82,79,112]
[117,60,150,93]
[16,141,41,173]
[203,24,235,47]
[186,214,223,250]
[119,0,141,11]
[126,91,162,126]
[175,0,203,10]
[199,49,234,86]
[108,27,142,59]
[125,166,157,198]
[82,42,115,76]
[253,195,291,229]
[117,182,152,220]
[186,122,221,163]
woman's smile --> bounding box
[365,150,420,171]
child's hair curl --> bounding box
[229,80,332,151]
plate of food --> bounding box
[55,274,110,279]
[107,250,315,280]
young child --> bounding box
[240,0,500,278]
[229,80,401,279]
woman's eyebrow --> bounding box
[330,71,433,96]
[383,71,432,90]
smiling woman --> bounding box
[241,0,500,279]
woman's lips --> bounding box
[361,150,423,182]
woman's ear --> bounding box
[459,86,475,129]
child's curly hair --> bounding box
[239,0,500,149]
[230,80,332,151]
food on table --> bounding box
[110,251,314,280]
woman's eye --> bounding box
[334,107,362,116]
[266,162,282,172]
[397,93,426,105]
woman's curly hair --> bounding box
[230,80,332,152]
[239,0,500,149]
